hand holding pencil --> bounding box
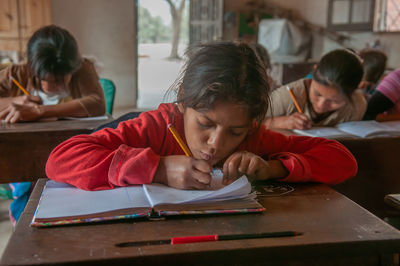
[285,86,312,130]
[152,124,212,190]
[0,75,43,123]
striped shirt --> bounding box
[377,68,400,114]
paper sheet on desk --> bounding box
[143,169,252,206]
[61,115,109,121]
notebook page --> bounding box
[35,181,150,219]
[61,115,109,121]
[337,121,400,137]
[143,170,251,207]
[293,127,352,138]
[381,121,400,132]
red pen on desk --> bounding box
[116,231,302,247]
[171,231,302,245]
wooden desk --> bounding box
[0,118,111,183]
[276,129,400,219]
[332,136,400,219]
[2,179,399,265]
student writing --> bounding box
[0,25,106,225]
[265,49,366,130]
[46,42,357,191]
[0,24,105,123]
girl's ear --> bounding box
[177,103,185,114]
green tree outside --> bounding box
[138,6,171,43]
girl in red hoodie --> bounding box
[46,42,357,191]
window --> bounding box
[189,0,223,44]
[375,0,400,31]
[327,0,375,31]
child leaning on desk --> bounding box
[0,24,105,123]
[46,42,357,191]
[265,49,367,130]
[0,25,105,225]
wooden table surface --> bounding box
[1,179,399,266]
[0,118,112,183]
[275,129,400,219]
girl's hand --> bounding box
[154,155,213,190]
[0,102,42,123]
[284,113,312,130]
[12,95,42,105]
[222,151,288,185]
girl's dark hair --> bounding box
[359,49,387,83]
[172,42,270,125]
[27,25,81,82]
[312,49,363,101]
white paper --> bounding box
[294,120,400,138]
[35,169,252,219]
[61,115,109,121]
[293,127,352,139]
[143,170,251,206]
[35,181,150,219]
[338,120,400,138]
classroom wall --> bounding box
[265,0,400,69]
[51,0,137,109]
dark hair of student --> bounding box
[171,42,270,125]
[312,49,363,101]
[359,49,387,83]
[27,24,81,83]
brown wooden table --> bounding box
[0,118,112,183]
[1,178,399,265]
[276,129,400,220]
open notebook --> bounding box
[293,120,400,139]
[31,170,264,227]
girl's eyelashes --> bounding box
[197,120,213,128]
[230,130,244,137]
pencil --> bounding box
[9,75,30,96]
[168,123,193,157]
[286,86,302,114]
[115,231,303,247]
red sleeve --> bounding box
[46,111,168,191]
[247,130,357,185]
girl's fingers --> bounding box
[192,159,212,174]
[5,108,17,123]
[192,169,212,185]
[222,154,242,185]
[0,107,8,120]
[238,152,251,174]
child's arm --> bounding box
[268,132,357,185]
[265,113,312,130]
[46,115,163,190]
[233,130,358,185]
[0,99,85,123]
[46,109,208,191]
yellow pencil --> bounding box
[286,86,302,114]
[9,75,30,96]
[168,123,193,157]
